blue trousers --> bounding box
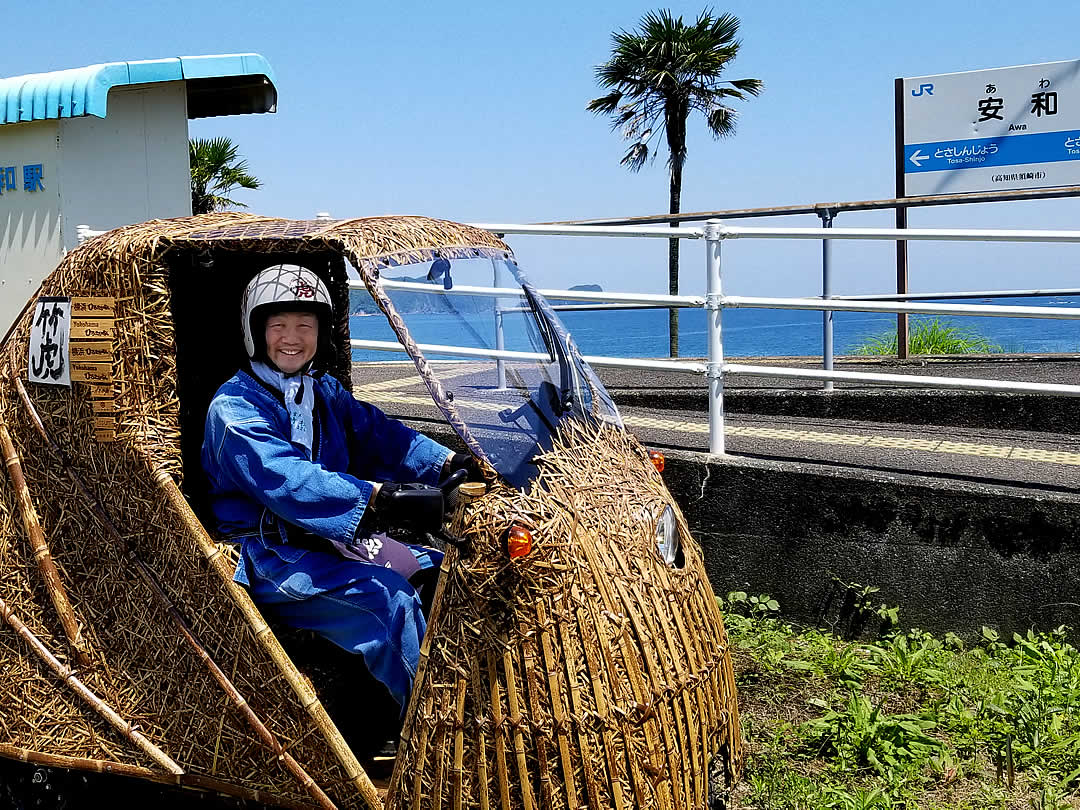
[240,535,442,708]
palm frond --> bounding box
[189,137,262,215]
[619,142,650,172]
[588,7,762,176]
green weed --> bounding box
[853,317,1003,356]
[725,593,1080,809]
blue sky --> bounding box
[6,1,1080,298]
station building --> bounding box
[0,54,277,334]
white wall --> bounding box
[58,82,191,252]
[0,81,193,336]
[0,119,63,338]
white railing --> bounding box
[352,219,1080,454]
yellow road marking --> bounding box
[355,364,483,392]
[356,373,1080,468]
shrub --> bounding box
[853,317,1002,356]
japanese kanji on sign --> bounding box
[899,59,1080,197]
[27,297,71,386]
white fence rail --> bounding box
[353,219,1080,454]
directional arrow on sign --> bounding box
[909,149,928,168]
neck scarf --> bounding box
[250,361,316,458]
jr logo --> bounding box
[911,83,934,97]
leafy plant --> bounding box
[727,587,1080,807]
[853,317,1002,356]
[821,784,894,810]
[189,136,261,214]
[866,630,946,686]
[723,590,780,617]
[801,693,943,776]
[828,577,900,637]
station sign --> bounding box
[899,59,1080,197]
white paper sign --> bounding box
[28,297,71,386]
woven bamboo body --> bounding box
[388,419,740,810]
[0,213,741,809]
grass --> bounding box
[852,318,1003,357]
[723,593,1080,810]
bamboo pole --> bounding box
[469,661,491,810]
[0,745,321,810]
[409,693,435,810]
[0,594,183,775]
[502,646,536,810]
[389,544,456,804]
[450,677,467,810]
[430,686,453,807]
[519,617,552,809]
[128,548,338,810]
[535,601,578,807]
[145,465,382,810]
[555,596,603,809]
[486,652,512,810]
[7,370,357,810]
[614,579,680,810]
[0,417,91,667]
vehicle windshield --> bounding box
[351,254,622,488]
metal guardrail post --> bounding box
[704,219,726,455]
[491,259,507,389]
[819,208,835,391]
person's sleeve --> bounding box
[335,384,452,486]
[208,407,373,544]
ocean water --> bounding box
[350,295,1080,361]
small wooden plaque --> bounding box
[90,399,117,414]
[71,363,114,384]
[87,385,113,399]
[70,319,115,340]
[94,430,118,443]
[70,342,113,362]
[71,297,116,318]
[92,417,116,432]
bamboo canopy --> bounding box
[0,213,741,809]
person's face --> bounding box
[264,311,319,374]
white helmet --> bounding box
[241,264,333,361]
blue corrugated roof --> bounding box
[0,54,276,125]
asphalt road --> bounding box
[350,356,1080,491]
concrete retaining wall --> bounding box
[664,449,1080,639]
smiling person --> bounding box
[201,264,480,712]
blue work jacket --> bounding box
[201,369,452,582]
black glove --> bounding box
[365,482,445,534]
[445,452,483,482]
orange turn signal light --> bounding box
[648,449,665,473]
[507,524,533,559]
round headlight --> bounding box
[655,505,679,566]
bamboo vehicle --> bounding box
[0,213,741,809]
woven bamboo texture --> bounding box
[385,419,741,810]
[0,214,510,809]
[0,212,741,809]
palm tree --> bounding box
[588,9,762,357]
[189,137,261,214]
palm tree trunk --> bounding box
[668,159,682,358]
